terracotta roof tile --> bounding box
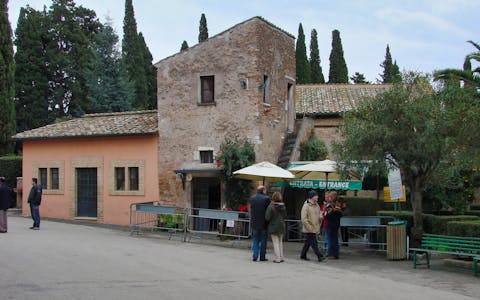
[12,110,158,141]
[295,84,391,115]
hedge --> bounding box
[376,211,479,235]
[0,156,22,187]
[339,196,382,216]
[430,215,479,234]
[447,221,480,237]
[465,210,480,217]
[0,156,22,208]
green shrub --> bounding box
[299,129,328,161]
[447,221,480,237]
[0,156,22,187]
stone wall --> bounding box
[156,17,295,206]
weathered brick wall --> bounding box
[156,18,295,206]
[312,117,343,158]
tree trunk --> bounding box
[410,177,424,246]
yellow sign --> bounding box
[383,186,406,202]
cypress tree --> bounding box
[138,32,157,109]
[86,21,133,113]
[328,29,348,83]
[180,40,189,51]
[14,6,52,132]
[295,23,310,84]
[122,0,148,109]
[380,44,401,83]
[198,13,208,42]
[309,29,325,84]
[0,0,15,154]
[46,0,101,118]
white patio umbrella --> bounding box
[233,161,295,184]
[288,159,341,191]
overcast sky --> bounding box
[7,0,480,83]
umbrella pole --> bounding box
[325,172,329,193]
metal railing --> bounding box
[129,202,186,240]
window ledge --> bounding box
[197,102,216,106]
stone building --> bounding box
[155,17,296,209]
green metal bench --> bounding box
[411,233,480,276]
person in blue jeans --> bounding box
[249,186,270,261]
[27,178,42,230]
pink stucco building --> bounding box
[12,111,159,226]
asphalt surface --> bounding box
[1,216,479,300]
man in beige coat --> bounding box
[300,190,325,261]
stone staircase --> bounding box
[277,120,302,169]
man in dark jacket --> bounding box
[27,178,42,230]
[248,185,270,261]
[0,177,12,233]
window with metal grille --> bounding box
[129,167,139,191]
[200,150,214,164]
[39,168,47,188]
[115,167,125,191]
[200,76,215,104]
[50,168,59,190]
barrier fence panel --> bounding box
[129,202,186,239]
[186,208,250,241]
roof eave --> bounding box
[11,131,158,142]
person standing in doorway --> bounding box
[265,192,286,263]
[27,178,42,230]
[300,190,324,262]
[249,185,270,261]
[0,177,12,233]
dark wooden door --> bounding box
[76,168,97,218]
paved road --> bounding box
[1,217,479,300]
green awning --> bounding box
[277,179,362,190]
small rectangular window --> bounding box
[263,75,270,103]
[129,167,139,191]
[200,150,214,164]
[115,167,125,191]
[200,76,215,104]
[39,168,47,188]
[50,168,59,190]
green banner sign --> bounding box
[278,179,362,190]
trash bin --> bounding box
[387,221,407,260]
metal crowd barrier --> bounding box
[186,208,250,242]
[129,202,250,242]
[129,202,186,240]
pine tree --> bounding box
[0,0,15,154]
[380,44,401,83]
[198,13,208,42]
[350,72,369,84]
[86,21,133,113]
[122,0,148,109]
[14,6,52,132]
[295,23,310,84]
[180,40,189,51]
[309,29,325,84]
[138,32,157,109]
[328,29,348,83]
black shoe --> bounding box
[252,257,258,261]
[300,256,310,261]
[318,256,325,262]
[334,256,339,259]
[29,227,35,229]
[260,258,268,261]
